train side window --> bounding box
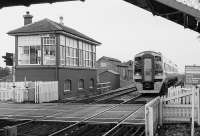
[135,57,141,61]
[164,63,169,72]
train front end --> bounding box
[134,51,163,94]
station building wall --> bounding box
[16,67,97,99]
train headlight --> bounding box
[156,73,161,76]
[135,73,141,76]
[155,73,163,76]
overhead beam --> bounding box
[154,0,200,21]
[124,0,200,33]
[159,11,181,16]
[0,0,84,9]
[145,0,158,15]
[183,13,188,28]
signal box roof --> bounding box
[8,18,101,45]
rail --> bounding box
[102,106,145,136]
[94,87,137,103]
[0,93,150,136]
[48,94,143,136]
[75,84,136,103]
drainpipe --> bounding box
[55,32,59,81]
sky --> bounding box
[0,0,200,72]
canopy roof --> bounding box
[124,0,200,33]
[0,0,83,9]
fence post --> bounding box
[191,88,195,136]
[145,106,149,136]
[34,81,39,103]
[34,81,36,103]
[159,97,163,126]
[197,87,200,125]
[149,107,154,136]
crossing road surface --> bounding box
[0,103,145,124]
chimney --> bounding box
[59,16,64,25]
[23,11,33,25]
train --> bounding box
[133,51,180,94]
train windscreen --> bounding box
[144,58,152,81]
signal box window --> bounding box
[18,45,41,65]
[43,36,56,65]
[78,79,84,89]
[64,79,71,92]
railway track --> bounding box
[48,104,145,136]
[103,124,145,136]
[75,85,137,104]
[0,87,157,136]
[47,95,147,136]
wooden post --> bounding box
[34,81,36,103]
[198,87,200,125]
[145,106,149,136]
[159,97,163,126]
[149,107,154,136]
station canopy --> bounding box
[0,0,84,9]
[124,0,200,33]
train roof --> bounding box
[135,51,162,57]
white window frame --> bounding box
[18,45,41,65]
[43,36,56,65]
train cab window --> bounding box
[135,57,142,61]
[134,57,142,75]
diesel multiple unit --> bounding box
[133,51,179,94]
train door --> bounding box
[144,58,152,82]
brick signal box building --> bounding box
[8,12,101,99]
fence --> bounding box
[145,86,200,136]
[0,81,58,103]
[97,82,111,93]
[145,97,161,136]
[34,81,58,103]
[161,86,200,124]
